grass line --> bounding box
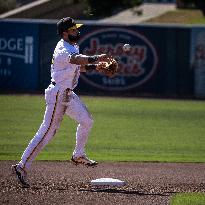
[145,9,205,24]
[171,193,205,205]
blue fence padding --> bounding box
[0,19,204,97]
[0,20,39,91]
[38,22,59,90]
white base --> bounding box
[91,178,126,187]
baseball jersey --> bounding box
[51,39,80,91]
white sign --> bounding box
[0,36,34,64]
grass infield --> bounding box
[0,95,205,162]
[171,193,205,205]
[145,9,205,24]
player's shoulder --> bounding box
[55,39,77,55]
[54,41,69,55]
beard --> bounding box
[68,32,80,43]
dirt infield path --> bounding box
[1,161,205,205]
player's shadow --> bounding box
[79,188,176,196]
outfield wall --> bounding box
[0,19,204,98]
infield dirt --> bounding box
[1,161,205,205]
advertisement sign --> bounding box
[0,21,39,91]
[191,28,205,97]
[79,27,158,91]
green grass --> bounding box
[171,193,205,205]
[0,95,205,162]
[145,9,205,24]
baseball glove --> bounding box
[97,58,118,77]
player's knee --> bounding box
[82,116,93,129]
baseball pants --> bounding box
[18,85,93,171]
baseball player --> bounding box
[11,17,112,188]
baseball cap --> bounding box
[57,17,83,35]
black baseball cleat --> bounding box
[71,155,98,167]
[11,164,30,188]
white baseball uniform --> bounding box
[18,39,93,171]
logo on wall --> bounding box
[79,28,158,91]
[0,36,33,77]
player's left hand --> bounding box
[96,58,118,78]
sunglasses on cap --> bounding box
[67,24,83,31]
